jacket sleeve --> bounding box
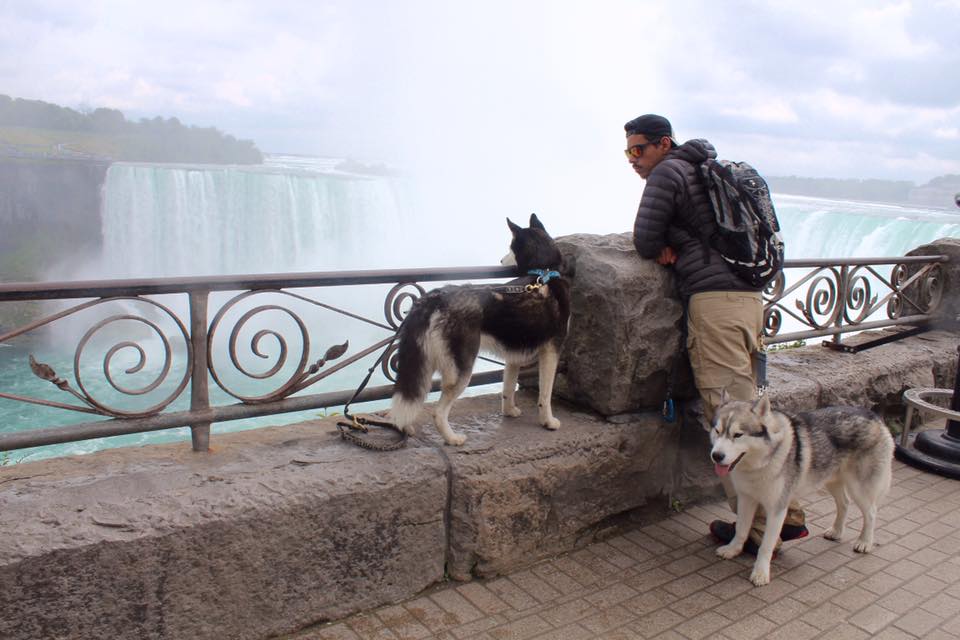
[632,162,685,259]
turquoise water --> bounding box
[3,168,959,463]
[0,284,403,463]
[775,194,960,259]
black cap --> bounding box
[624,114,677,144]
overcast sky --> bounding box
[2,1,958,196]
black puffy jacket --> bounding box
[632,138,759,298]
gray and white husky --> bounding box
[389,214,571,446]
[708,393,894,586]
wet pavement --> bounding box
[289,460,960,640]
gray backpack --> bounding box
[697,159,784,288]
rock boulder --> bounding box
[552,232,693,416]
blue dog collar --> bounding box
[528,269,561,283]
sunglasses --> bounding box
[623,140,661,160]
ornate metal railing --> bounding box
[763,255,947,347]
[0,267,515,453]
[0,253,948,454]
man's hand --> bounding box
[656,246,677,265]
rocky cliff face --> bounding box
[0,158,108,278]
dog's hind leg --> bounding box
[848,483,880,553]
[433,365,472,446]
[823,479,848,541]
[848,446,891,553]
[850,491,878,553]
[537,343,561,430]
[501,362,522,417]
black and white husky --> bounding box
[709,393,894,586]
[389,214,571,446]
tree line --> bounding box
[0,94,262,164]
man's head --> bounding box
[624,114,677,179]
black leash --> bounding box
[662,303,687,423]
[335,333,409,451]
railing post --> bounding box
[189,290,211,452]
[831,264,849,346]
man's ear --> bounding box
[507,217,522,235]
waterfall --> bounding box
[94,157,410,278]
[775,194,960,259]
[93,168,960,280]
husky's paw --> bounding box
[823,528,842,541]
[853,540,873,553]
[444,433,467,446]
[502,405,523,418]
[541,417,560,430]
[399,424,418,436]
[716,543,742,560]
[750,564,771,587]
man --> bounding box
[625,113,806,553]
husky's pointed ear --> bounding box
[507,217,522,235]
[529,213,546,232]
[752,394,771,418]
[701,414,715,433]
[719,388,731,407]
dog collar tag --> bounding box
[528,269,561,283]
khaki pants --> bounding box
[689,291,805,546]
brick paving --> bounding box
[290,461,960,639]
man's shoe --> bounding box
[709,520,760,555]
[709,519,808,542]
[709,520,809,556]
[780,522,810,541]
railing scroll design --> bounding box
[0,254,949,454]
[0,267,511,454]
[762,256,946,345]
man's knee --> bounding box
[701,379,755,421]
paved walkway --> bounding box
[292,461,960,640]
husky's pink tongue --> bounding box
[715,463,731,477]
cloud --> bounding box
[0,0,957,185]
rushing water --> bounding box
[2,157,959,462]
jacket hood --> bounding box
[668,138,717,164]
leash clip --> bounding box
[661,397,676,423]
[337,415,369,433]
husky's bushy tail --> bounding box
[388,296,438,431]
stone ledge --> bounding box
[0,428,449,639]
[0,330,956,639]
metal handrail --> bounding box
[0,265,516,302]
[762,255,947,346]
[0,265,516,454]
[0,255,949,453]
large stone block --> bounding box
[0,425,448,640]
[423,394,717,581]
[553,232,691,416]
[768,330,952,414]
